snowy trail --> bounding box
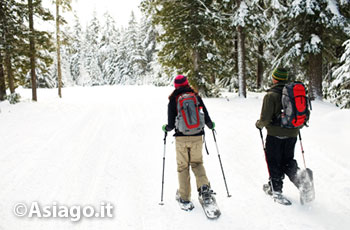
[0,85,350,230]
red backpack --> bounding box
[280,82,311,128]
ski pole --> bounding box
[259,129,276,195]
[159,131,167,205]
[212,129,231,197]
[298,130,307,169]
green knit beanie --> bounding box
[272,68,288,81]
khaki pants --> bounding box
[175,136,209,201]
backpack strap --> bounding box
[175,94,181,113]
[268,85,283,94]
[268,86,283,126]
[175,92,198,110]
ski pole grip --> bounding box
[164,132,167,144]
[212,129,217,142]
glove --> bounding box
[208,121,215,130]
[162,124,168,132]
[255,120,262,130]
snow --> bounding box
[310,34,321,46]
[330,39,350,108]
[304,34,322,53]
[1,85,350,230]
[327,0,341,16]
[233,1,249,27]
[271,0,288,11]
[206,53,214,60]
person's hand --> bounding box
[255,120,262,130]
[208,121,215,130]
[162,124,168,132]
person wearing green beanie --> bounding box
[272,68,288,81]
[255,67,301,204]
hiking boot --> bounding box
[263,183,282,196]
[272,191,283,199]
[199,185,216,204]
[176,190,194,211]
[263,183,273,196]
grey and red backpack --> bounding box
[275,82,311,128]
[175,92,205,135]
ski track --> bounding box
[0,85,349,230]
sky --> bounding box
[42,0,142,28]
[70,0,142,27]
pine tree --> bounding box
[329,39,350,108]
[0,1,7,100]
[139,13,158,84]
[35,57,56,88]
[234,0,248,97]
[83,11,103,86]
[196,0,236,92]
[25,0,54,100]
[28,0,38,101]
[0,0,54,99]
[0,50,5,100]
[69,12,82,85]
[100,12,119,85]
[56,0,72,98]
[143,0,224,96]
[124,11,144,84]
[60,29,74,86]
[0,0,22,95]
[272,0,350,100]
[115,28,129,85]
[24,1,54,90]
[244,0,270,90]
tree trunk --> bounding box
[192,48,201,91]
[308,52,323,100]
[234,35,238,76]
[257,41,264,89]
[4,51,15,94]
[56,0,62,98]
[28,0,37,101]
[0,1,6,100]
[236,0,246,98]
[237,25,247,98]
[1,1,15,94]
[0,51,6,101]
[192,49,199,73]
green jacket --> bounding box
[256,82,299,137]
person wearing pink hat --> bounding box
[162,75,216,211]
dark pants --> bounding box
[265,135,299,192]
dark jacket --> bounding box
[256,82,299,137]
[165,86,213,136]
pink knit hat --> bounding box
[174,75,189,88]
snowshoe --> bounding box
[298,168,315,205]
[198,185,221,219]
[263,184,292,206]
[175,190,194,211]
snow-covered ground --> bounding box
[1,85,350,230]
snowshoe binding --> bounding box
[263,183,292,206]
[175,190,194,211]
[198,185,221,219]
